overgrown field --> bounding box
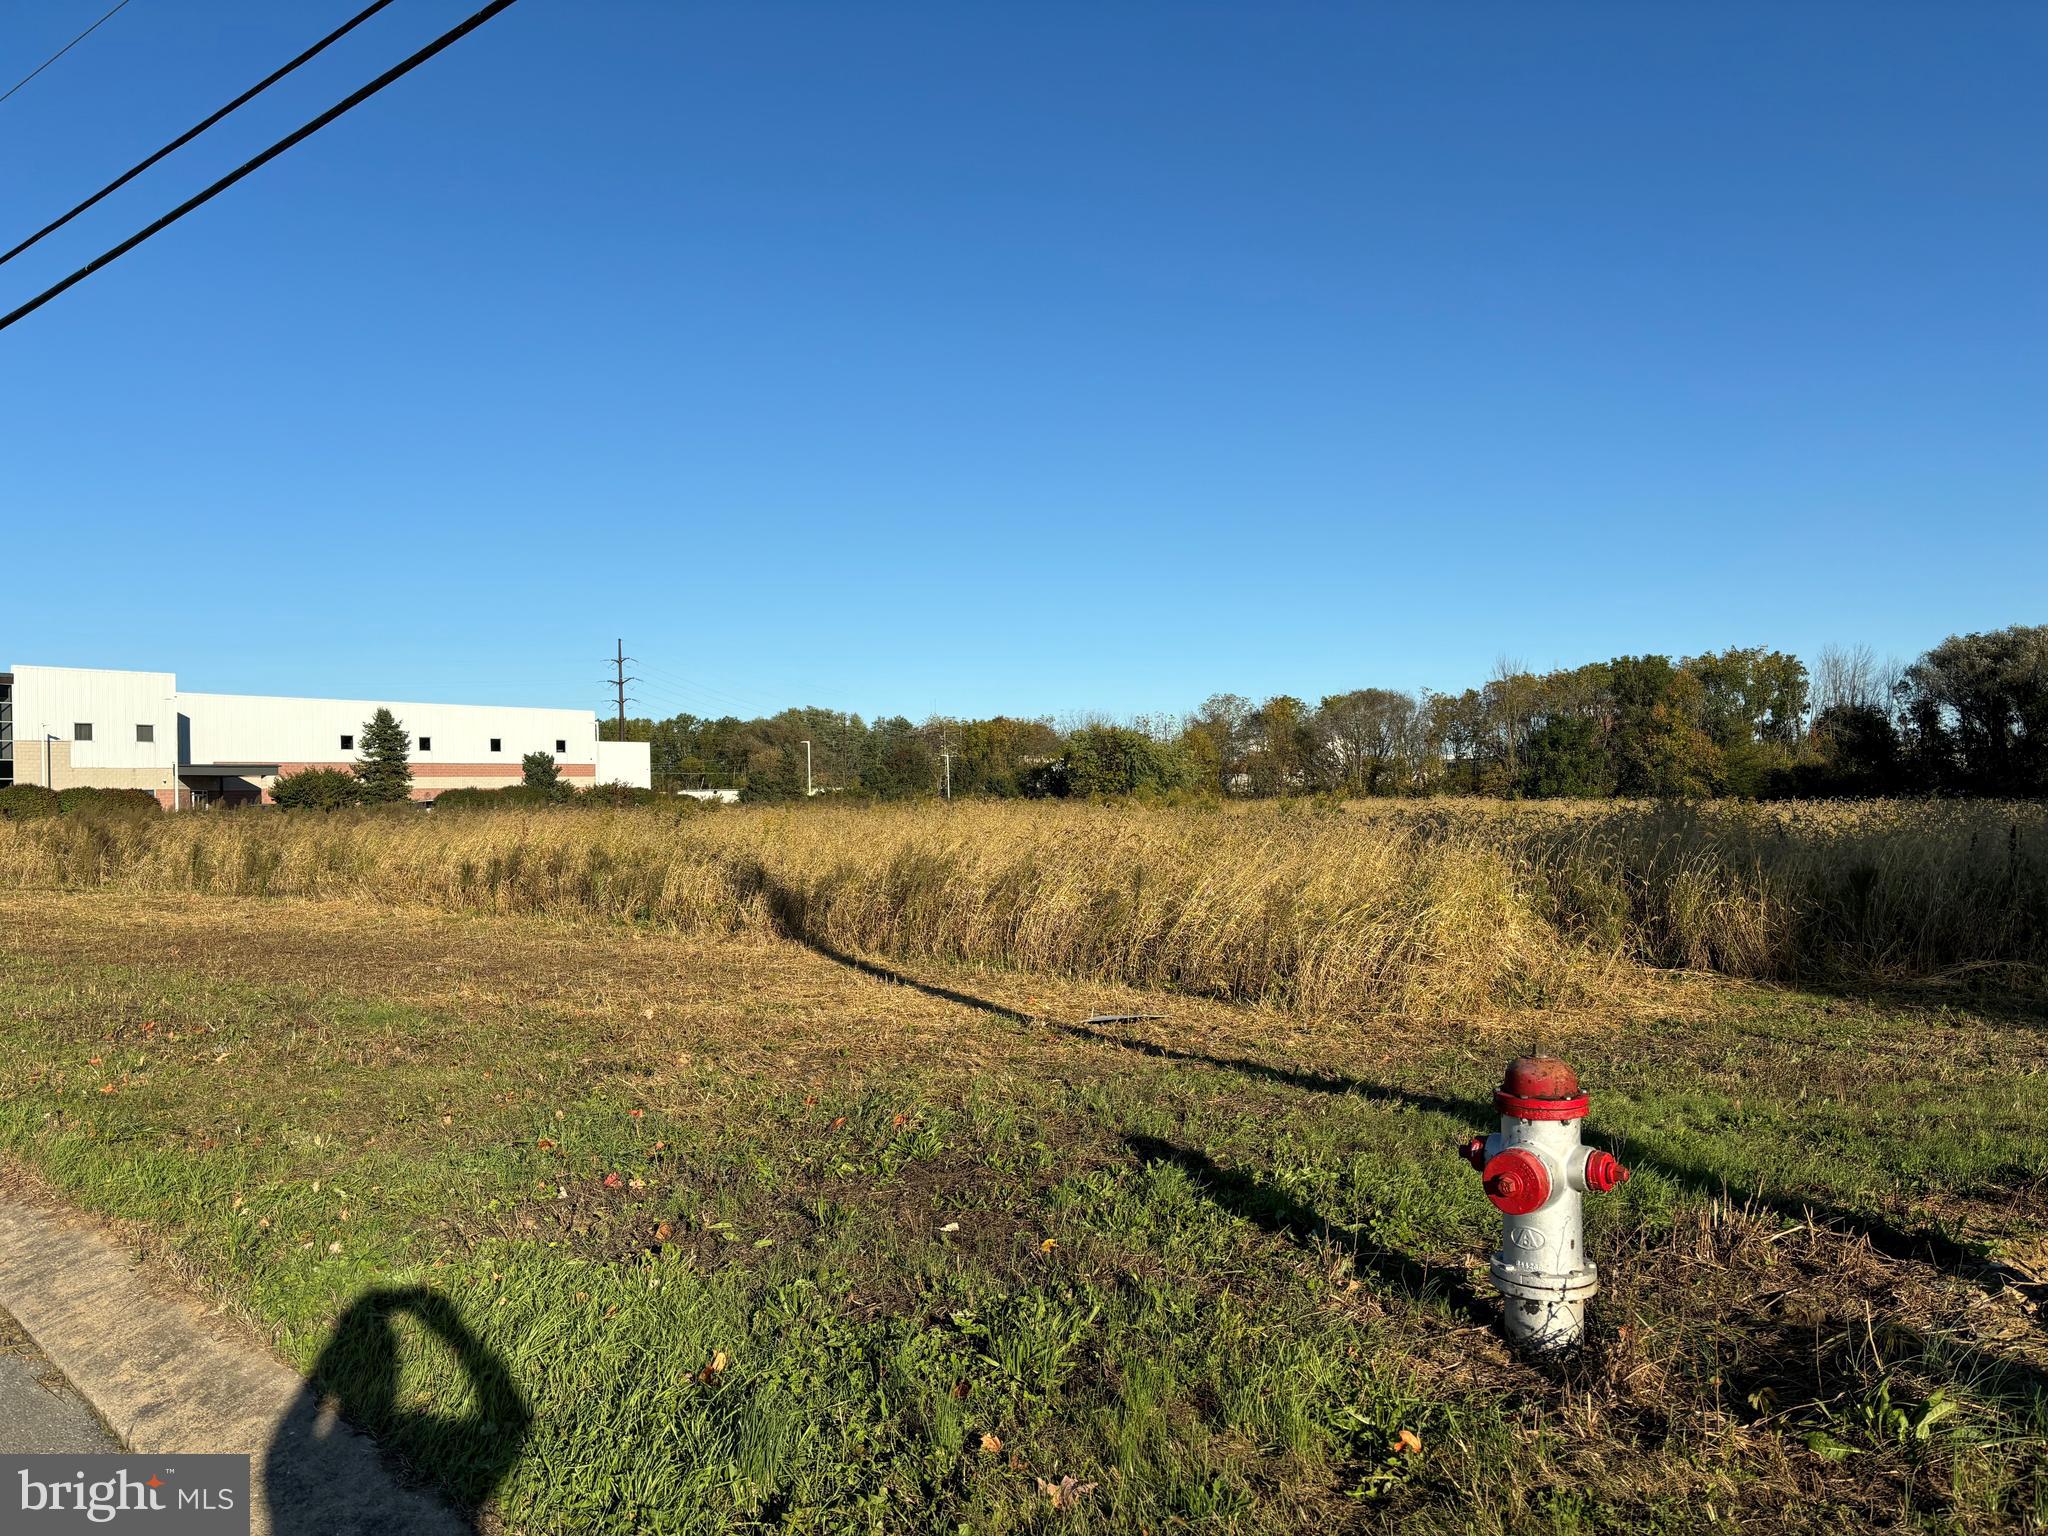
[0,890,2043,1533]
[1,799,2043,1019]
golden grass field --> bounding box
[1,797,2042,1019]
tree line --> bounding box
[597,623,2047,802]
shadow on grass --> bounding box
[1123,1133,1494,1325]
[264,1287,530,1534]
[769,916,2037,1302]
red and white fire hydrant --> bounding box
[1460,1055,1629,1351]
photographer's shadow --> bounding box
[262,1287,530,1535]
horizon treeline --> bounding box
[599,623,2047,802]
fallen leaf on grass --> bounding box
[1037,1475,1097,1511]
[602,1172,623,1189]
[698,1350,729,1383]
[537,1138,557,1151]
[1039,1238,1058,1253]
[829,1116,846,1130]
[1806,1430,1860,1462]
[1394,1429,1422,1455]
[99,1083,116,1095]
[978,1432,1001,1454]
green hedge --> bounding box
[271,768,366,811]
[57,787,162,815]
[0,785,161,818]
[0,785,60,820]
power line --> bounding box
[0,0,135,108]
[0,0,521,336]
[2,0,399,270]
[630,673,772,717]
[637,657,852,714]
[634,660,771,709]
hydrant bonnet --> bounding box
[1493,1054,1588,1121]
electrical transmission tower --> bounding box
[607,640,639,740]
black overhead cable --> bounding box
[0,0,520,336]
[2,0,400,269]
[0,0,136,108]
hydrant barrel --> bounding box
[1458,1054,1627,1351]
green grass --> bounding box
[0,893,2044,1533]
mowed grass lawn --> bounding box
[0,891,2044,1534]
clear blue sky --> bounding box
[3,2,2042,724]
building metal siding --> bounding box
[179,691,599,769]
[8,666,176,774]
[596,741,650,787]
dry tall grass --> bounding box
[2,798,2042,1016]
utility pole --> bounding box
[608,639,638,742]
[800,739,813,797]
[940,747,952,800]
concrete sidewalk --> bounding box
[0,1198,473,1535]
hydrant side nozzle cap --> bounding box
[1479,1147,1551,1215]
[1583,1148,1630,1193]
[1502,1055,1580,1100]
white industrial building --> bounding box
[0,664,650,807]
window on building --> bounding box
[418,736,432,752]
[136,724,154,743]
[74,723,93,741]
[340,734,354,750]
[556,739,566,754]
[490,738,502,752]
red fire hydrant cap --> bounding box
[1502,1056,1580,1099]
[1495,1055,1590,1121]
[1583,1148,1630,1193]
[1480,1147,1552,1215]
